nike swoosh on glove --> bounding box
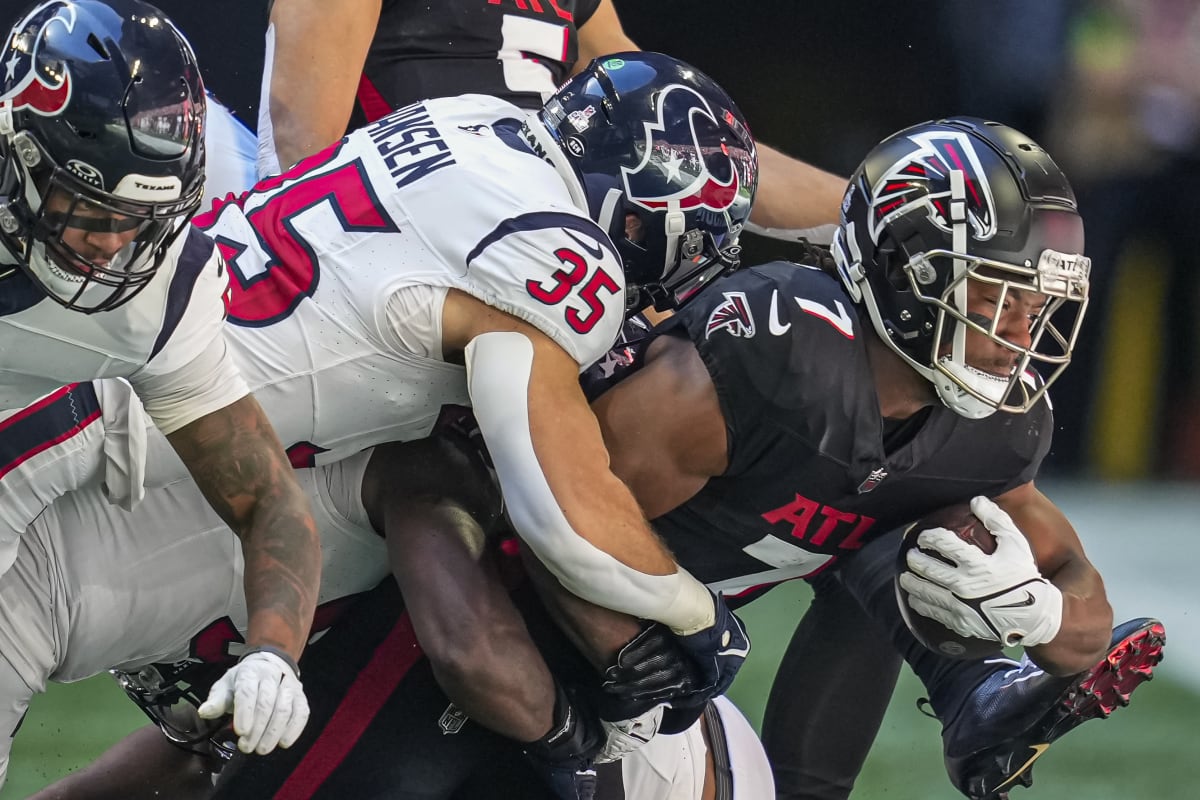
[898,496,1063,648]
[197,649,309,754]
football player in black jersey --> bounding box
[567,116,1164,800]
[257,0,847,242]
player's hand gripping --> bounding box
[197,646,310,754]
[596,622,700,761]
[674,591,750,700]
[898,496,1063,648]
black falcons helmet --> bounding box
[533,51,758,313]
[832,117,1091,418]
[0,0,205,312]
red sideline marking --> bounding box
[273,612,422,799]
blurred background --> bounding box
[5,0,1200,797]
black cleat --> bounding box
[943,617,1166,800]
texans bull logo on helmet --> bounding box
[0,1,75,116]
[868,130,998,245]
[621,84,741,214]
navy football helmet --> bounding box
[832,117,1090,418]
[0,0,205,312]
[532,51,757,312]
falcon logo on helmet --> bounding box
[0,1,75,117]
[622,84,740,213]
[869,131,997,245]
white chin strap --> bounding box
[932,357,1006,419]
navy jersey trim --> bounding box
[0,382,101,481]
[466,211,619,267]
[149,227,216,360]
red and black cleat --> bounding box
[945,617,1166,800]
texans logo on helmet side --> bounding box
[705,291,755,339]
[622,84,741,213]
[868,130,997,244]
[0,1,75,116]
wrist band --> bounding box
[240,645,300,678]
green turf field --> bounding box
[7,580,1196,798]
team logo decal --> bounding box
[622,84,740,213]
[869,131,997,244]
[0,1,75,116]
[705,291,755,339]
[439,703,469,735]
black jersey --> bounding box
[586,261,1052,597]
[348,0,602,131]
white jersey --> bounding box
[0,219,248,573]
[621,696,775,800]
[0,451,386,787]
[0,95,623,570]
[195,94,625,464]
[0,226,245,430]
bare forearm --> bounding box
[749,143,846,231]
[1031,559,1112,675]
[266,0,379,171]
[168,396,320,660]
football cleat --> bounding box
[943,617,1165,800]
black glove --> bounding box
[599,622,702,719]
[675,591,750,700]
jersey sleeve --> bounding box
[667,262,861,476]
[461,211,626,368]
[130,230,250,435]
[576,0,604,28]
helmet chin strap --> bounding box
[932,358,1005,419]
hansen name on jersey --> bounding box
[199,94,625,466]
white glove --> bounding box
[197,649,310,754]
[898,496,1063,648]
[595,704,663,764]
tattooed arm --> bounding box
[166,393,320,661]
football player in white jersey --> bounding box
[0,449,389,792]
[192,49,759,726]
[0,0,322,757]
[1,44,760,795]
[17,428,771,800]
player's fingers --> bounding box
[905,548,961,585]
[915,527,979,562]
[256,683,292,755]
[898,571,952,607]
[969,495,1016,532]
[279,691,310,750]
[231,671,258,739]
[243,674,281,754]
[197,678,233,719]
[196,681,231,719]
